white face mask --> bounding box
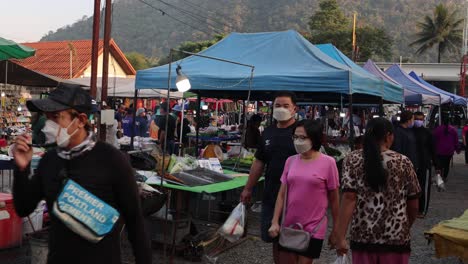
[41,120,60,144]
[273,107,292,121]
[57,118,79,148]
[294,138,312,154]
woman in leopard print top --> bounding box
[334,117,421,264]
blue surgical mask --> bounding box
[414,120,424,128]
[407,121,414,128]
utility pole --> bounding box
[100,0,112,141]
[90,0,101,98]
[460,0,468,97]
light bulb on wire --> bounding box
[175,65,191,92]
[17,106,22,111]
[1,92,5,97]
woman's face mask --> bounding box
[56,118,79,148]
[293,133,312,154]
[273,107,292,121]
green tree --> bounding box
[410,3,463,63]
[125,52,151,70]
[309,0,349,33]
[308,0,392,61]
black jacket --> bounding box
[391,125,418,169]
[13,142,151,264]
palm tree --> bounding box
[410,3,463,63]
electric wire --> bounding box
[150,0,226,34]
[179,0,235,29]
[136,0,214,36]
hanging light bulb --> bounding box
[339,112,346,118]
[18,106,22,111]
[175,65,191,92]
[202,105,209,110]
[1,92,5,97]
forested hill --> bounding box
[41,0,463,63]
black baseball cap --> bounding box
[27,83,93,114]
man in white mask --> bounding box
[12,84,151,264]
[240,91,298,263]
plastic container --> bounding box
[29,229,49,264]
[0,193,23,249]
[145,212,191,245]
[22,201,45,235]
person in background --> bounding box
[413,112,436,217]
[463,120,468,165]
[122,108,135,137]
[31,112,46,145]
[13,84,151,264]
[335,117,420,264]
[135,108,149,137]
[433,117,459,182]
[240,91,298,264]
[268,119,339,264]
[391,111,418,170]
[114,105,126,130]
[244,114,262,149]
[156,102,176,154]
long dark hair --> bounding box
[442,117,450,135]
[363,117,394,192]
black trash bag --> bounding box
[140,190,167,216]
[130,152,157,170]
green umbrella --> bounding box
[0,37,36,93]
[0,37,35,60]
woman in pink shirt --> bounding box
[269,119,340,264]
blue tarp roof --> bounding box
[317,45,403,104]
[362,59,421,105]
[385,64,451,105]
[409,71,467,106]
[136,30,384,100]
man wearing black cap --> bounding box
[12,84,151,264]
[156,102,176,154]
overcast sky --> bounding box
[1,0,94,43]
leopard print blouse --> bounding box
[342,149,421,250]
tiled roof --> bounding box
[15,39,135,79]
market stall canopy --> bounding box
[316,44,403,104]
[0,60,74,87]
[136,30,384,102]
[70,77,183,98]
[362,59,421,105]
[0,37,35,60]
[385,64,451,105]
[409,71,467,106]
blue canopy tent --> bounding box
[385,64,451,105]
[362,59,422,105]
[136,30,386,103]
[317,44,403,104]
[409,71,467,106]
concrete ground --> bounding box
[1,154,467,263]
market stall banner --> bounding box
[136,30,383,99]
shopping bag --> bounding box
[217,203,245,242]
[333,254,351,264]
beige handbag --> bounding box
[279,184,325,252]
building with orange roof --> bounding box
[15,39,135,80]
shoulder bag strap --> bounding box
[280,157,293,227]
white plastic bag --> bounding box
[435,172,445,192]
[333,254,351,264]
[218,203,245,242]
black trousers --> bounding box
[417,166,431,215]
[465,144,468,164]
[436,155,453,181]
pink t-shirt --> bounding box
[280,154,339,239]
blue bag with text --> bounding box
[53,179,120,243]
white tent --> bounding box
[70,77,183,99]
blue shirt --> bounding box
[122,116,134,137]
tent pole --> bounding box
[179,98,185,156]
[349,94,354,150]
[438,96,442,126]
[380,97,384,117]
[130,88,138,150]
[196,94,201,157]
